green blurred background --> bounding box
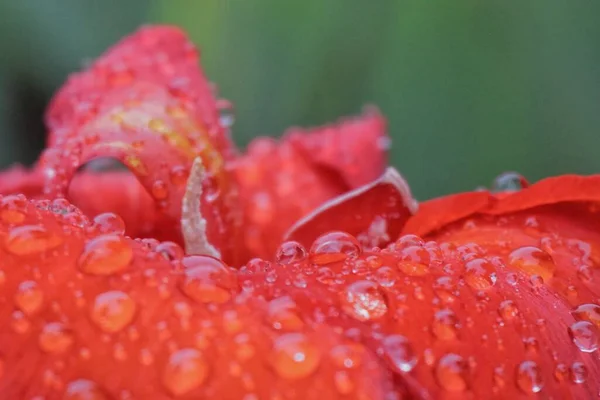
[1,0,599,199]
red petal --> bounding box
[234,110,389,260]
[285,167,417,250]
[0,165,44,198]
[40,25,240,262]
[0,195,392,399]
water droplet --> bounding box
[151,179,169,200]
[180,256,237,304]
[5,224,63,255]
[64,379,108,400]
[330,343,365,369]
[568,320,599,352]
[464,258,497,290]
[515,360,543,394]
[433,276,457,304]
[11,310,30,334]
[508,246,555,281]
[39,322,73,353]
[90,291,136,333]
[156,241,185,261]
[569,361,587,384]
[340,280,388,321]
[381,334,417,373]
[267,296,304,331]
[14,280,44,315]
[375,266,397,287]
[522,337,539,354]
[435,353,468,392]
[92,213,126,235]
[397,246,430,276]
[432,309,459,340]
[498,300,519,322]
[554,363,568,382]
[217,99,235,128]
[270,333,321,380]
[162,348,208,396]
[491,172,528,192]
[310,231,361,265]
[0,194,26,224]
[78,235,133,276]
[493,366,505,390]
[334,371,354,395]
[276,241,308,265]
[572,303,600,327]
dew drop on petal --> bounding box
[464,258,497,290]
[310,231,361,265]
[340,280,388,321]
[397,246,430,276]
[270,333,321,380]
[435,353,468,392]
[432,309,459,340]
[515,360,543,394]
[572,303,600,328]
[162,348,208,396]
[63,379,108,400]
[156,241,185,261]
[329,343,365,370]
[92,213,126,235]
[14,280,44,315]
[180,256,237,304]
[569,362,588,384]
[267,296,304,331]
[508,246,555,281]
[78,235,133,276]
[90,290,136,333]
[5,225,63,255]
[491,171,528,192]
[568,321,600,353]
[381,334,417,373]
[39,322,73,353]
[498,300,519,322]
[276,241,308,265]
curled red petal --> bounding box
[40,25,240,262]
[234,110,389,260]
[0,195,392,399]
[285,167,417,250]
[0,165,44,198]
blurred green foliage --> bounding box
[1,0,599,199]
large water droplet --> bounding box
[464,258,497,290]
[508,246,555,281]
[63,379,108,400]
[180,256,237,304]
[310,231,361,265]
[267,296,304,331]
[515,360,543,394]
[39,322,73,353]
[14,280,44,315]
[568,320,600,352]
[435,353,468,392]
[432,309,459,340]
[340,280,388,321]
[275,241,308,265]
[78,234,133,276]
[90,290,136,333]
[397,246,430,276]
[491,172,528,192]
[381,334,417,373]
[270,333,321,380]
[162,348,208,396]
[92,213,126,235]
[572,303,600,328]
[4,224,63,255]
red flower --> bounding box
[0,25,598,398]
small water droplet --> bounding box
[435,353,468,392]
[464,258,497,290]
[11,310,30,334]
[381,334,417,373]
[498,300,519,322]
[180,256,237,304]
[334,371,354,395]
[491,172,528,192]
[554,363,568,382]
[14,280,44,315]
[276,241,307,265]
[569,361,587,384]
[568,320,600,352]
[162,348,208,396]
[310,231,361,265]
[397,246,430,276]
[90,290,136,333]
[267,296,304,331]
[270,333,321,380]
[92,213,126,235]
[156,241,185,261]
[432,309,459,340]
[433,277,457,304]
[39,322,73,353]
[64,379,108,400]
[340,280,388,321]
[330,343,365,369]
[508,246,555,281]
[5,224,63,255]
[515,360,543,394]
[78,235,133,276]
[375,266,397,287]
